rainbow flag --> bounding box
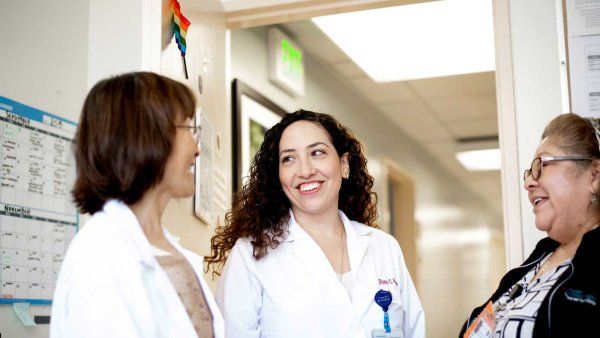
[172,0,191,78]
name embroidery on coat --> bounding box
[378,278,398,286]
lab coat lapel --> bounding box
[341,212,369,279]
[288,212,340,285]
[340,211,375,320]
[106,201,200,337]
[105,200,156,268]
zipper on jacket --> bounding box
[546,261,574,334]
[464,252,548,330]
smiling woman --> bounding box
[207,109,425,338]
[460,113,600,338]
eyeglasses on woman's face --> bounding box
[176,123,201,143]
[523,155,593,181]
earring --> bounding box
[343,168,350,179]
[592,194,599,208]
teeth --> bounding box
[534,197,543,206]
[300,182,319,192]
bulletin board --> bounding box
[565,0,600,117]
[0,96,78,305]
[194,108,215,225]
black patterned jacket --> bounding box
[459,227,600,337]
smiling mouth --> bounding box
[533,197,547,207]
[188,163,195,174]
[298,182,321,192]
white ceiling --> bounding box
[280,20,503,215]
[220,0,309,12]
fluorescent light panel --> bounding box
[455,148,501,171]
[312,0,495,82]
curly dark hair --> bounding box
[205,109,378,275]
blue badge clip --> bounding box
[374,289,392,333]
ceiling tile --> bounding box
[352,78,417,104]
[446,118,499,138]
[408,71,496,100]
[378,103,454,143]
[332,61,365,79]
[428,95,497,122]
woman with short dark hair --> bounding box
[51,72,223,338]
[460,113,600,338]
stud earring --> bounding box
[592,194,599,208]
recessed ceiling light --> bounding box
[312,0,495,82]
[455,148,501,171]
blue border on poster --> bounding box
[0,95,77,126]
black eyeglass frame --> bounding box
[175,124,202,143]
[523,155,594,181]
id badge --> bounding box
[463,301,495,338]
[371,329,402,338]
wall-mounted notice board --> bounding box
[565,0,600,117]
[0,95,78,305]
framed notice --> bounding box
[565,0,600,117]
[194,108,216,225]
[0,96,78,305]
[232,79,287,192]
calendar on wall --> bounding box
[0,95,78,305]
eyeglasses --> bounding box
[523,155,593,181]
[176,124,201,143]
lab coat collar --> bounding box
[286,209,372,289]
[103,199,157,268]
[103,200,200,269]
[104,200,197,267]
[284,209,373,242]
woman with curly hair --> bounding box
[207,110,424,338]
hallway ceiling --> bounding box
[281,20,503,216]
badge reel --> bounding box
[372,290,402,338]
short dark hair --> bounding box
[72,72,196,214]
[206,109,377,274]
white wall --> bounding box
[510,0,567,257]
[495,0,568,267]
[159,1,230,291]
[0,1,89,336]
[231,26,505,338]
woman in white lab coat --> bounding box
[50,72,224,338]
[207,110,424,338]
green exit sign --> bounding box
[269,28,305,96]
[281,39,303,79]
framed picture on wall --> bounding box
[232,79,287,192]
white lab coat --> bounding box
[50,199,224,338]
[216,210,424,338]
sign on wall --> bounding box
[0,96,78,304]
[268,27,305,97]
[566,0,600,117]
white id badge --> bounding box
[371,329,402,338]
